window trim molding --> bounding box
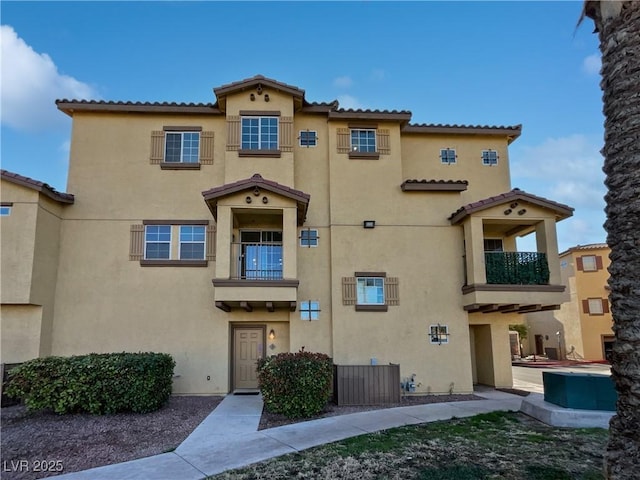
[140,259,208,267]
[163,126,202,132]
[143,220,210,225]
[238,149,282,158]
[348,151,380,160]
[160,162,201,170]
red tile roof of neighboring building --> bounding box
[1,170,75,204]
[560,243,609,257]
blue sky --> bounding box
[1,1,605,251]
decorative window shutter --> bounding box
[226,116,240,151]
[377,129,391,155]
[280,117,293,152]
[582,299,590,314]
[337,128,351,153]
[602,299,610,314]
[206,225,216,261]
[342,277,357,305]
[385,277,399,305]
[150,131,164,164]
[595,256,603,270]
[576,257,584,271]
[200,131,214,164]
[130,224,145,260]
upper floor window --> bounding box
[482,150,498,166]
[299,229,318,247]
[484,239,504,252]
[145,225,172,260]
[131,221,213,266]
[440,148,457,164]
[242,116,278,150]
[300,301,320,321]
[165,132,200,163]
[0,206,11,216]
[299,130,317,147]
[357,277,385,305]
[179,226,206,260]
[580,255,599,272]
[351,129,376,153]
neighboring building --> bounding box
[0,75,574,394]
[525,244,613,361]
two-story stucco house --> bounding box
[0,75,574,395]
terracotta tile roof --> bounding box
[1,169,75,204]
[401,179,469,192]
[328,108,412,123]
[56,100,221,115]
[202,174,310,226]
[449,188,573,224]
[560,243,609,257]
[403,123,522,143]
[214,75,305,98]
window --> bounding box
[440,148,457,164]
[179,226,206,260]
[351,129,376,153]
[482,150,498,166]
[357,277,385,305]
[484,239,504,252]
[581,255,598,272]
[584,298,609,316]
[299,229,318,247]
[165,132,200,163]
[0,206,11,216]
[300,301,320,320]
[242,117,278,150]
[145,225,171,259]
[299,130,317,147]
[430,325,449,345]
[238,230,283,280]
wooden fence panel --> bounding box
[334,364,401,406]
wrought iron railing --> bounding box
[485,252,550,285]
[231,242,283,280]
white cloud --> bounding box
[1,25,97,132]
[337,94,363,110]
[582,53,601,76]
[333,76,353,88]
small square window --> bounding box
[0,206,11,216]
[299,229,318,247]
[482,150,498,166]
[357,277,385,305]
[300,301,320,320]
[430,325,449,344]
[440,149,456,164]
[581,255,598,272]
[587,298,604,315]
[165,132,200,163]
[299,130,317,147]
[351,129,376,153]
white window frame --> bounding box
[430,324,449,345]
[299,130,317,147]
[587,298,604,315]
[356,277,385,305]
[178,225,206,260]
[0,206,11,216]
[581,255,598,272]
[481,149,498,166]
[300,301,320,320]
[299,229,319,247]
[350,129,376,153]
[165,132,200,163]
[144,225,172,260]
[241,116,279,150]
[440,148,457,164]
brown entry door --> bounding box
[534,335,544,355]
[233,327,264,390]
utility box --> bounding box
[334,364,401,406]
[543,371,617,411]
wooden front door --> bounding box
[534,334,544,355]
[232,326,264,390]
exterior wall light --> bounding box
[363,220,376,229]
[268,329,276,340]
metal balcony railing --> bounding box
[484,252,550,285]
[231,242,283,280]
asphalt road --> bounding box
[512,364,612,393]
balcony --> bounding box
[485,252,550,285]
[231,242,283,280]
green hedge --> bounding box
[4,352,175,414]
[257,349,333,418]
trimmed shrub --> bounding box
[257,349,332,418]
[4,352,175,414]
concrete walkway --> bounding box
[54,389,523,480]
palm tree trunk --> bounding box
[583,2,640,478]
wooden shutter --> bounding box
[377,129,391,155]
[280,117,293,152]
[200,131,214,164]
[342,277,357,305]
[582,299,590,314]
[602,298,610,313]
[337,128,351,153]
[385,277,399,306]
[595,256,603,270]
[576,257,584,271]
[226,116,240,151]
[150,131,164,164]
[206,224,216,261]
[130,224,145,260]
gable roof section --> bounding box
[449,188,573,224]
[214,75,305,100]
[1,169,75,204]
[202,174,310,226]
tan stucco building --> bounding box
[525,244,613,361]
[1,75,574,394]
